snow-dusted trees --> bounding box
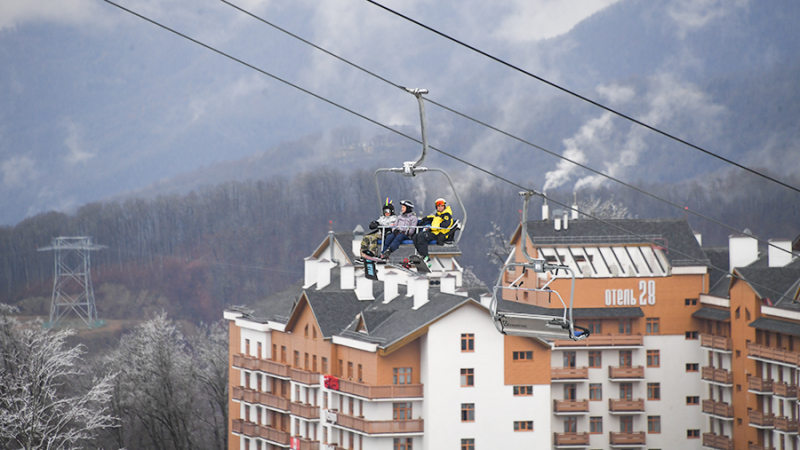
[98,314,227,450]
[577,195,633,219]
[0,305,117,450]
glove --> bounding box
[369,220,379,230]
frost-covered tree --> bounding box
[190,321,229,450]
[485,221,513,266]
[577,195,634,219]
[0,305,117,450]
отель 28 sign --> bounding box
[605,280,656,306]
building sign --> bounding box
[605,280,656,306]
[325,409,338,424]
[323,375,339,390]
[291,437,300,450]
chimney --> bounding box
[571,193,579,220]
[352,225,364,257]
[542,195,549,221]
[694,232,702,246]
[480,293,492,308]
[316,259,334,290]
[769,239,793,267]
[554,210,563,231]
[563,210,569,230]
[303,257,317,288]
[355,273,374,300]
[383,270,399,302]
[441,274,457,294]
[411,276,429,310]
[340,263,355,290]
[729,230,758,272]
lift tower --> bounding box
[39,237,105,328]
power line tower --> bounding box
[38,237,105,329]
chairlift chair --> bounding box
[489,191,590,341]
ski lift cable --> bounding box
[217,0,793,261]
[101,0,797,304]
[364,0,800,196]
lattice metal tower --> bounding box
[38,237,105,328]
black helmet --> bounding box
[400,199,414,212]
[382,198,395,215]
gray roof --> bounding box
[525,218,708,267]
[703,246,731,296]
[692,307,730,322]
[735,267,800,307]
[749,317,800,337]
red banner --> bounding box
[323,375,339,390]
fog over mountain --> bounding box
[1,0,799,225]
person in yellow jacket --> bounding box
[413,198,455,267]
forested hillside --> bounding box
[1,166,797,324]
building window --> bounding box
[393,438,412,450]
[461,333,474,352]
[647,383,661,400]
[588,351,602,368]
[461,368,475,387]
[685,298,697,306]
[686,396,700,405]
[620,415,633,432]
[513,421,533,431]
[358,364,363,382]
[647,350,660,367]
[619,383,633,400]
[305,353,309,370]
[648,416,661,433]
[513,386,532,396]
[563,383,576,400]
[646,318,660,334]
[393,402,412,420]
[394,367,412,385]
[347,362,353,379]
[305,324,309,338]
[563,351,576,368]
[589,383,602,401]
[590,416,603,434]
[564,417,577,433]
[257,342,262,358]
[687,429,700,438]
[313,355,317,373]
[685,331,698,340]
[338,359,343,377]
[619,318,631,334]
[619,350,632,367]
[686,363,699,372]
[245,339,250,355]
[322,357,328,374]
[292,351,299,368]
[588,320,602,334]
[281,346,287,363]
[461,439,475,450]
[513,351,533,361]
[313,326,317,340]
[461,403,475,422]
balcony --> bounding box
[702,433,734,450]
[773,381,797,398]
[554,334,643,348]
[292,437,320,450]
[554,432,589,446]
[232,386,290,412]
[335,378,423,400]
[291,402,321,420]
[748,376,774,394]
[608,366,644,380]
[701,334,733,352]
[553,399,589,414]
[291,367,321,386]
[608,399,645,413]
[232,419,290,445]
[748,343,800,365]
[749,445,776,450]
[774,416,799,434]
[551,367,589,381]
[233,354,291,378]
[702,366,733,385]
[609,431,645,446]
[748,410,775,428]
[702,399,734,419]
[325,410,423,435]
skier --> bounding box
[380,199,418,259]
[358,199,396,261]
[413,198,455,267]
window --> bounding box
[685,331,698,340]
[257,342,262,358]
[513,351,533,361]
[513,386,532,396]
[564,417,577,433]
[589,383,602,401]
[281,346,287,363]
[461,404,475,422]
[393,402,412,420]
[685,298,697,306]
[461,368,475,387]
[461,333,474,352]
[619,350,632,367]
[647,350,660,367]
[647,383,661,400]
[305,353,309,370]
[461,439,475,450]
[313,355,317,373]
[305,324,309,338]
[394,368,412,385]
[646,318,660,334]
[648,416,661,433]
[686,363,699,372]
[358,364,363,382]
[563,351,576,368]
[563,384,576,400]
[347,362,353,379]
[322,357,328,374]
[687,429,700,438]
[513,421,533,431]
[619,318,632,334]
[313,326,317,340]
[272,344,277,361]
[338,359,343,377]
[588,320,602,335]
[588,351,602,368]
[619,383,633,400]
[620,416,633,433]
[245,339,251,355]
[393,438,412,450]
[589,416,603,434]
[686,396,700,405]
